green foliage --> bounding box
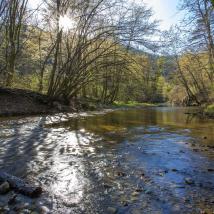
[0,0,213,108]
[204,104,214,114]
[113,101,156,108]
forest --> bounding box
[0,0,213,109]
[0,1,214,214]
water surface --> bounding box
[0,107,213,213]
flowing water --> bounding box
[0,107,214,213]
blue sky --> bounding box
[29,0,183,31]
[143,0,184,30]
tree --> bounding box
[2,0,29,86]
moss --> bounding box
[113,101,156,108]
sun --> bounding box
[59,15,76,31]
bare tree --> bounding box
[2,0,29,86]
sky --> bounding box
[29,0,184,31]
[143,0,184,30]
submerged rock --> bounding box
[185,178,195,185]
[135,188,143,192]
[144,189,152,194]
[8,194,17,205]
[131,191,140,197]
[0,181,10,194]
[107,207,117,213]
[103,184,112,189]
[117,171,126,177]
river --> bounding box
[0,107,213,213]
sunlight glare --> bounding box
[59,15,76,31]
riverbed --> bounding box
[0,107,214,213]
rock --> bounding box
[59,147,64,154]
[39,206,50,214]
[0,181,10,194]
[103,184,112,189]
[135,188,143,192]
[141,173,145,177]
[145,189,152,194]
[157,172,165,176]
[117,171,126,177]
[185,178,195,185]
[3,206,10,212]
[0,171,42,198]
[107,207,117,214]
[13,203,27,212]
[8,210,17,214]
[131,191,140,197]
[174,185,185,189]
[8,194,17,205]
[208,145,214,149]
[122,201,128,207]
[20,209,31,214]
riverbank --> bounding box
[112,101,157,108]
[0,88,158,117]
[0,87,75,117]
[1,87,213,120]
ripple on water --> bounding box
[0,108,213,213]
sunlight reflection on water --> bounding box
[0,107,213,213]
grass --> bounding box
[113,101,156,108]
[204,104,214,117]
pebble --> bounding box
[103,184,112,189]
[117,171,126,177]
[135,188,143,192]
[107,207,117,213]
[13,203,28,212]
[39,206,50,214]
[122,201,128,207]
[185,178,195,185]
[145,189,152,194]
[131,191,140,197]
[0,182,10,194]
[20,209,31,214]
